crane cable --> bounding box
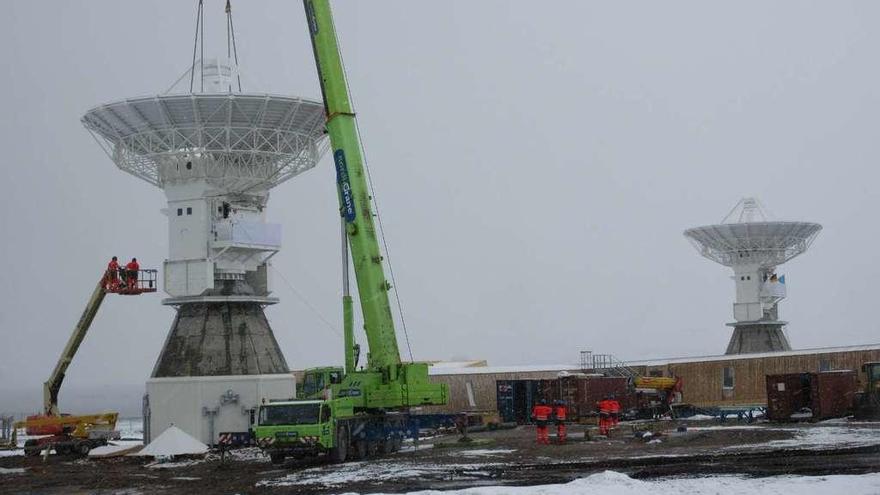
[225,0,243,92]
[333,22,415,362]
[190,0,244,94]
[189,0,204,93]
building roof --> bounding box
[625,343,880,367]
[429,363,579,376]
[426,343,880,376]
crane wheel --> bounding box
[352,440,367,460]
[76,442,91,456]
[23,440,40,457]
[329,425,349,463]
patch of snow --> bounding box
[729,425,880,451]
[0,449,23,457]
[145,459,205,469]
[260,461,433,487]
[0,467,26,475]
[259,461,501,488]
[206,447,268,463]
[346,470,880,495]
[680,414,716,420]
[647,439,662,444]
[457,449,517,457]
[170,476,201,481]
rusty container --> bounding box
[766,373,811,421]
[811,371,857,420]
[577,376,631,415]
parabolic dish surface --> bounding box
[684,221,822,267]
[82,93,327,190]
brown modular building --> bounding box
[424,344,880,414]
[424,365,573,415]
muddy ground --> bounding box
[1,421,879,494]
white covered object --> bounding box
[88,444,142,458]
[135,426,208,457]
[146,373,295,445]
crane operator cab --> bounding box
[298,367,344,400]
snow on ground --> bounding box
[258,461,503,488]
[341,471,880,495]
[0,467,26,475]
[0,449,23,457]
[205,447,268,463]
[145,459,205,469]
[457,449,517,457]
[711,424,880,451]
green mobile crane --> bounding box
[253,0,447,463]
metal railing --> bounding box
[104,269,158,293]
[580,351,639,379]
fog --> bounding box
[1,1,878,413]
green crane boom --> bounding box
[305,0,401,374]
[253,2,446,464]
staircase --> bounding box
[580,351,638,380]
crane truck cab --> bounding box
[254,399,356,464]
[298,367,344,400]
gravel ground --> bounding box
[0,420,878,494]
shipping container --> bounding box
[765,373,811,420]
[497,376,634,423]
[765,371,857,421]
[496,380,543,424]
[811,371,858,420]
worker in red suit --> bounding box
[609,396,621,428]
[105,256,120,290]
[125,258,140,290]
[531,399,552,444]
[553,400,568,444]
[597,398,612,436]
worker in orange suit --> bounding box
[106,256,120,290]
[553,400,568,444]
[597,398,612,436]
[125,258,140,290]
[531,399,552,444]
[609,396,621,428]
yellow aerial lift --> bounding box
[14,266,156,456]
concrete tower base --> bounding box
[725,323,791,355]
[145,295,294,444]
[152,301,290,378]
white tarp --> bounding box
[133,425,208,457]
[88,444,142,458]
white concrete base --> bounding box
[145,374,295,445]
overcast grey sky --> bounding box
[1,1,878,409]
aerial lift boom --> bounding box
[43,269,157,416]
[18,267,156,455]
